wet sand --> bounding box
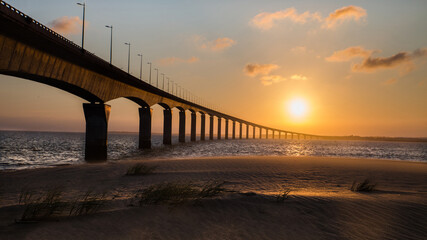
[0,156,426,239]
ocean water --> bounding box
[0,131,426,170]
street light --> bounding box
[154,68,159,87]
[167,77,170,92]
[124,42,131,74]
[137,54,143,80]
[105,25,113,64]
[171,80,174,94]
[161,73,165,90]
[147,62,152,84]
[77,2,86,49]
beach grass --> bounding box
[126,163,157,176]
[350,179,377,192]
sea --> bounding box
[0,131,426,170]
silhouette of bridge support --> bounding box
[217,117,222,140]
[272,130,275,139]
[209,115,214,140]
[284,132,287,139]
[232,121,236,139]
[200,113,206,141]
[225,119,229,139]
[179,109,186,143]
[253,126,255,139]
[239,123,242,139]
[279,132,281,139]
[163,108,172,145]
[83,103,111,161]
[266,129,269,139]
[191,111,196,142]
[138,106,152,149]
[246,124,249,139]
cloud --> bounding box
[194,36,236,51]
[251,8,321,30]
[243,63,279,77]
[290,46,307,54]
[325,46,373,62]
[49,16,83,35]
[251,5,366,30]
[260,75,287,86]
[290,74,308,80]
[323,5,367,29]
[158,56,199,66]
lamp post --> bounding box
[147,62,152,84]
[124,42,131,74]
[137,54,143,80]
[171,80,174,94]
[77,2,86,49]
[105,25,113,64]
[167,77,170,92]
[161,73,165,90]
[154,68,159,87]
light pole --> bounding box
[171,80,174,94]
[105,25,113,64]
[154,68,159,87]
[161,73,165,90]
[167,77,170,92]
[137,54,143,80]
[147,62,152,84]
[77,2,86,49]
[124,42,131,74]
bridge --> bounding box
[0,1,320,161]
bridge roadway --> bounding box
[0,1,320,161]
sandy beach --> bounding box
[0,156,426,239]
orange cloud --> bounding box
[158,56,199,66]
[251,8,321,30]
[290,74,308,80]
[260,75,287,86]
[49,16,83,35]
[243,63,279,77]
[325,46,373,62]
[195,36,235,51]
[323,6,367,29]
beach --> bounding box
[0,156,426,239]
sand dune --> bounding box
[0,156,426,239]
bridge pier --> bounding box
[272,130,275,139]
[239,122,242,139]
[259,127,262,139]
[253,126,255,139]
[266,129,269,139]
[246,124,249,139]
[232,121,236,139]
[191,112,196,142]
[179,110,186,143]
[83,103,111,161]
[163,108,172,145]
[209,115,214,140]
[138,106,152,149]
[279,132,281,139]
[200,113,206,141]
[225,119,229,139]
[217,117,222,139]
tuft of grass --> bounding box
[138,181,226,206]
[126,164,157,176]
[69,190,107,216]
[276,188,292,202]
[351,179,377,192]
[19,187,67,221]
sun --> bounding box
[288,98,308,118]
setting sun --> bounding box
[288,98,308,119]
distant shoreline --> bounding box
[1,129,426,143]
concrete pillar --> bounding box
[291,133,294,140]
[191,112,196,142]
[209,115,214,140]
[232,121,236,139]
[259,127,262,139]
[266,129,268,139]
[272,130,275,139]
[83,103,111,161]
[179,110,186,143]
[298,134,300,140]
[138,106,152,149]
[217,117,221,140]
[225,119,229,139]
[253,126,255,139]
[163,108,172,145]
[279,132,281,139]
[304,135,306,140]
[239,123,242,139]
[200,113,206,141]
[284,132,287,139]
[246,124,249,139]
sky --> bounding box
[1,0,426,137]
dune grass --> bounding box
[351,179,377,192]
[126,164,157,176]
[276,188,292,202]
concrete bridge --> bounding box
[0,1,320,161]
